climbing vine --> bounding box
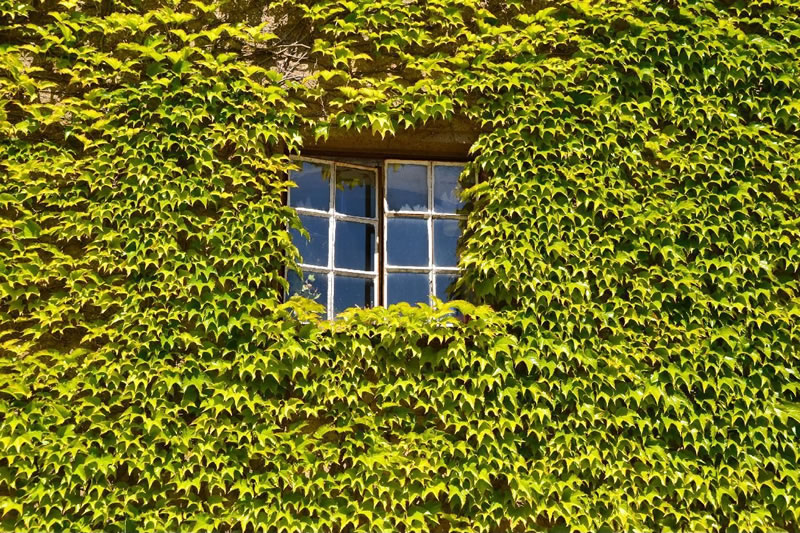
[1,0,799,531]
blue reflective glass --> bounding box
[386,164,427,212]
[335,221,375,271]
[387,217,428,266]
[435,274,458,303]
[387,273,429,306]
[290,214,328,266]
[288,269,328,309]
[433,165,465,213]
[433,219,460,267]
[335,167,376,218]
[334,275,374,314]
[289,161,330,211]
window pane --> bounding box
[334,275,374,314]
[386,163,427,212]
[291,214,329,266]
[289,161,330,211]
[435,274,458,302]
[434,164,465,213]
[387,273,429,306]
[335,221,375,271]
[387,217,428,266]
[433,219,460,267]
[335,167,376,218]
[288,269,328,309]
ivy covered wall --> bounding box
[1,0,799,531]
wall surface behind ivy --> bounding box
[1,0,799,531]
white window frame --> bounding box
[288,156,466,319]
[383,160,464,307]
[288,156,380,320]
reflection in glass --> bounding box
[387,273,429,306]
[387,218,428,266]
[288,269,328,309]
[433,219,460,267]
[289,161,330,211]
[334,275,374,314]
[335,221,375,271]
[435,274,458,302]
[434,165,465,213]
[335,167,376,218]
[291,214,328,266]
[387,164,427,211]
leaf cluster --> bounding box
[2,0,800,531]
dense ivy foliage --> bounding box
[2,0,800,531]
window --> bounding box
[287,157,466,319]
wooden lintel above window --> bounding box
[302,118,479,162]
